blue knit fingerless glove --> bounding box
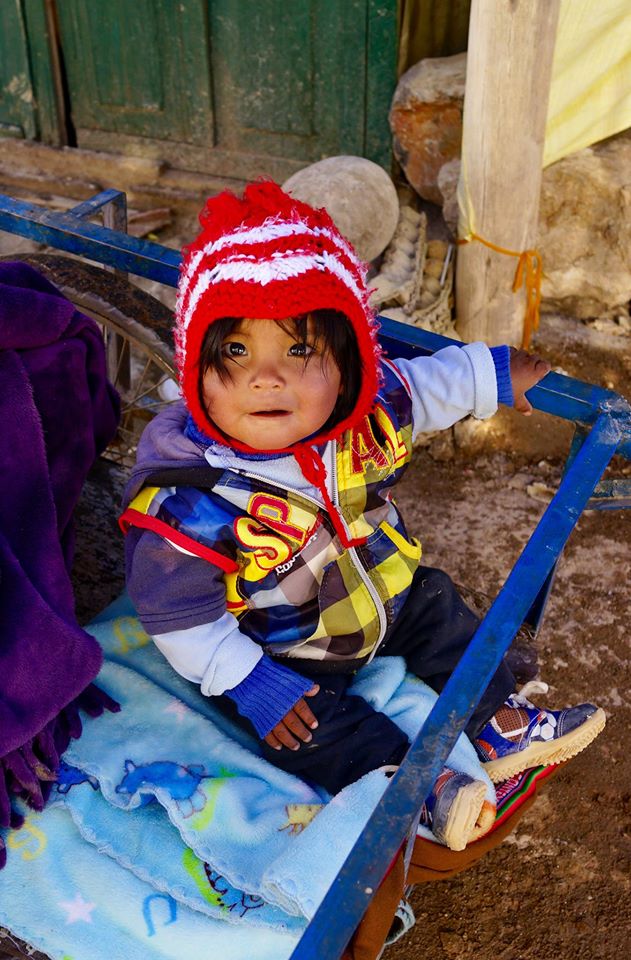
[490,345,514,406]
[224,656,315,738]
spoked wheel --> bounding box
[3,253,178,469]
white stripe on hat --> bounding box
[178,220,362,310]
[182,250,365,332]
[211,220,359,263]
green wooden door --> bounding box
[1,0,397,177]
[0,0,59,142]
[207,0,396,169]
[55,0,214,147]
[56,0,397,177]
[0,1,36,139]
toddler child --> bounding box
[121,182,604,850]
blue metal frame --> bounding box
[2,192,630,960]
[0,193,179,286]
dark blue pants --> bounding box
[224,566,515,795]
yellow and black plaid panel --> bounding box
[305,550,382,659]
[336,405,415,542]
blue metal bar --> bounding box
[524,417,631,628]
[565,424,591,467]
[68,189,127,220]
[290,412,622,959]
[0,194,180,286]
[524,423,590,633]
[523,564,556,637]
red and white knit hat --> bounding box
[174,180,381,448]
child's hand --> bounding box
[264,685,320,751]
[509,348,551,415]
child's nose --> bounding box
[249,359,285,389]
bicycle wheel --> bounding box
[3,253,178,469]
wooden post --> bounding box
[455,0,561,346]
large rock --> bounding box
[389,53,466,205]
[390,52,631,318]
[282,156,399,263]
[537,134,631,319]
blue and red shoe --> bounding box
[474,688,606,783]
[419,768,491,851]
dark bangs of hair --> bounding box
[197,310,362,432]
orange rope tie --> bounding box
[457,232,543,349]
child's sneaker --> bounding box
[474,689,606,783]
[420,768,490,851]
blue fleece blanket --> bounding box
[0,595,493,959]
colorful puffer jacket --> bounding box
[121,359,420,668]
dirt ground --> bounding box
[1,219,629,959]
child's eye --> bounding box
[222,341,247,358]
[288,342,316,358]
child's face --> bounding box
[201,317,343,450]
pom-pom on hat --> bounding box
[174,180,381,451]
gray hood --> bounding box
[122,402,208,507]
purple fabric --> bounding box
[0,261,120,836]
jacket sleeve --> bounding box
[126,528,313,733]
[153,618,314,736]
[152,612,264,695]
[391,342,503,439]
[125,528,261,691]
[125,527,228,632]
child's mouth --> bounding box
[250,410,290,418]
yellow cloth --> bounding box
[544,0,631,167]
